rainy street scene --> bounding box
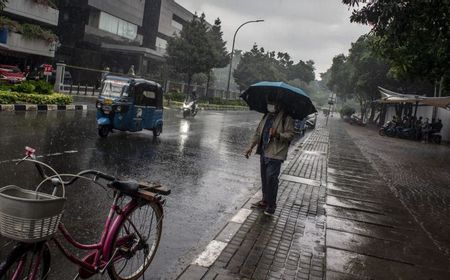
[1,0,450,280]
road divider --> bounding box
[0,104,88,111]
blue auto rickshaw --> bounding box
[96,75,164,138]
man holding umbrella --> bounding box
[245,94,295,216]
[242,81,316,216]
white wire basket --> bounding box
[0,185,66,242]
[0,158,67,243]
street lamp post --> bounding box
[226,19,264,97]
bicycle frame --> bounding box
[3,151,167,280]
[50,192,140,277]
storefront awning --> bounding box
[376,86,450,109]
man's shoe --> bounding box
[264,208,275,216]
[251,200,267,209]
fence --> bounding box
[54,64,241,100]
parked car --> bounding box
[0,65,26,83]
[305,113,318,129]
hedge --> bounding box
[0,91,73,105]
[0,81,53,94]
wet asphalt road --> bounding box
[0,108,264,279]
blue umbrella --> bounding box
[241,81,317,120]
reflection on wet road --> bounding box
[0,109,262,279]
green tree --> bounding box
[233,44,286,91]
[327,54,353,100]
[343,0,450,95]
[233,45,316,91]
[166,13,211,95]
[204,18,229,93]
[288,60,315,83]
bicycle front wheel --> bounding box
[108,201,163,280]
[0,242,51,280]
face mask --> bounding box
[267,104,275,113]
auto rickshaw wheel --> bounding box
[98,125,110,138]
[153,125,162,137]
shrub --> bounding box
[32,80,53,94]
[0,91,72,104]
[199,96,246,106]
[0,17,58,43]
[13,82,35,93]
[165,91,185,102]
[340,105,356,117]
[0,91,19,104]
[0,84,13,91]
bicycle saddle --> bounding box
[109,180,139,196]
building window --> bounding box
[156,37,167,50]
[99,12,137,40]
[171,19,183,31]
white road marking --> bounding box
[191,240,228,267]
[230,208,252,224]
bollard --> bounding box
[69,84,73,94]
[85,84,88,95]
[77,83,80,94]
[92,85,95,96]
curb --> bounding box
[0,104,88,111]
[177,132,313,279]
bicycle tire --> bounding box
[107,201,163,280]
[0,242,51,280]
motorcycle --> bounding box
[397,127,417,140]
[429,132,442,144]
[182,99,198,118]
[379,121,397,137]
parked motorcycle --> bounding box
[429,132,442,144]
[397,127,417,140]
[379,121,396,137]
[182,100,198,118]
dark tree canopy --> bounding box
[166,14,229,92]
[166,13,211,86]
[206,18,229,70]
[233,44,315,91]
[343,0,450,91]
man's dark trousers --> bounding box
[260,156,283,211]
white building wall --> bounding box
[385,106,450,142]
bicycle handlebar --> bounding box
[27,155,116,185]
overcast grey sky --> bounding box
[176,0,370,77]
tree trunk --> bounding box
[205,71,211,98]
[368,102,376,123]
[358,97,367,121]
[186,73,192,98]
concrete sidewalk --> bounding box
[177,117,450,279]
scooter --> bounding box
[182,100,198,118]
[379,121,396,137]
[397,127,417,140]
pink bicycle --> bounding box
[0,147,170,280]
